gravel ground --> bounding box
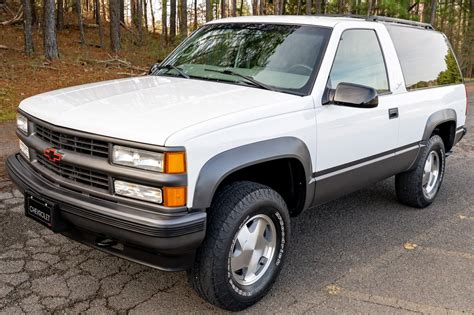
[0,86,473,314]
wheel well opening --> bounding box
[432,120,456,152]
[215,158,307,216]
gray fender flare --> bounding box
[192,137,314,210]
[422,109,457,141]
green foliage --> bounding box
[437,50,463,85]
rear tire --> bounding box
[187,181,290,311]
[395,135,446,208]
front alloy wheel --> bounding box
[230,214,277,286]
[188,181,290,311]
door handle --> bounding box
[388,108,399,119]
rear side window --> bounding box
[387,26,463,91]
[327,29,389,93]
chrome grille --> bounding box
[35,124,109,158]
[37,154,109,190]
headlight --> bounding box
[114,180,163,203]
[17,113,28,134]
[112,146,186,174]
[112,146,164,172]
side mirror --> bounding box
[330,82,378,108]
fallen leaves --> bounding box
[325,284,342,295]
[403,242,418,250]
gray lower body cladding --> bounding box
[311,143,421,206]
[6,153,206,271]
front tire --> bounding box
[395,135,446,208]
[188,181,290,311]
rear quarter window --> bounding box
[387,25,463,91]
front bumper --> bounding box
[6,153,206,271]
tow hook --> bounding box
[95,237,118,248]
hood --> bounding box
[19,76,298,146]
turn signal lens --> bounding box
[163,187,186,207]
[164,152,186,174]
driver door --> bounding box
[314,28,400,204]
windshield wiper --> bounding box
[151,64,190,79]
[204,68,276,92]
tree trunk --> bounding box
[43,0,59,59]
[57,0,64,30]
[221,0,226,17]
[23,0,34,56]
[306,0,311,14]
[206,0,212,20]
[170,0,176,40]
[137,0,143,44]
[131,0,137,27]
[76,0,85,45]
[315,0,321,13]
[96,0,104,47]
[231,0,236,16]
[144,0,148,31]
[31,0,37,25]
[179,0,187,36]
[338,0,343,13]
[94,0,99,24]
[429,0,437,25]
[252,0,257,14]
[296,0,301,14]
[109,0,121,53]
[239,0,243,15]
[150,0,156,33]
[119,0,124,23]
[367,0,372,15]
[193,0,197,29]
[162,0,168,40]
[259,0,264,15]
[101,0,106,21]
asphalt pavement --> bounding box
[0,86,472,314]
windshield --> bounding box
[156,23,332,95]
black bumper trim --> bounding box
[6,154,207,270]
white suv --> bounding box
[7,15,468,311]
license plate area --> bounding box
[25,193,67,232]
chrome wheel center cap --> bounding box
[229,214,277,286]
[422,151,440,198]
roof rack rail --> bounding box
[365,16,434,30]
[315,14,434,30]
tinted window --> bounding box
[327,29,389,93]
[160,24,331,96]
[387,26,463,90]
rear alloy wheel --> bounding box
[422,150,441,199]
[396,135,446,208]
[188,181,290,311]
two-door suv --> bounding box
[7,15,467,310]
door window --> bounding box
[328,29,389,93]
